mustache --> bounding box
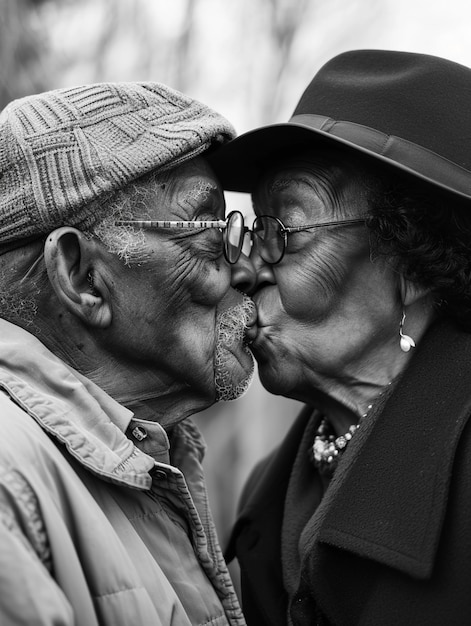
[216,296,256,346]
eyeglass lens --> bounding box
[225,211,245,264]
[252,216,285,264]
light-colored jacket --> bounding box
[0,319,245,626]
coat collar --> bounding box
[317,319,471,579]
[227,407,313,626]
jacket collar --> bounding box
[0,319,156,490]
[317,319,471,579]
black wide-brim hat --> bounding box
[210,49,471,201]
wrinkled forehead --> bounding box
[254,149,362,205]
[251,149,376,223]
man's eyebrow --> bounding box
[183,180,219,206]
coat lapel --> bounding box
[317,320,471,579]
[227,407,312,626]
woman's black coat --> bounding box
[228,320,471,625]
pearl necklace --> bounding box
[311,383,392,476]
[311,419,361,472]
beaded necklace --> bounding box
[310,382,392,476]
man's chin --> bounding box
[214,345,255,402]
[213,295,256,401]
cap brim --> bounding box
[209,117,471,203]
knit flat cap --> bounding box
[0,82,235,247]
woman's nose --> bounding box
[231,248,277,295]
[230,251,257,295]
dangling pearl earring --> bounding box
[399,311,416,352]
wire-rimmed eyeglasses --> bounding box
[252,215,367,264]
[116,210,247,264]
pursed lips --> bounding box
[244,292,277,347]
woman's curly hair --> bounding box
[365,168,471,331]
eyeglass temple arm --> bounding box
[281,218,366,234]
[116,220,227,229]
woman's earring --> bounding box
[399,311,416,352]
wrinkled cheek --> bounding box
[174,323,217,389]
[283,254,343,318]
[188,264,231,307]
[192,281,230,307]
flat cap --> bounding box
[0,81,235,246]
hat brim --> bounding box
[209,115,471,203]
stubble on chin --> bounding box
[214,297,255,401]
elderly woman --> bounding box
[212,50,471,625]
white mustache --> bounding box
[215,296,256,347]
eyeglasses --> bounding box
[252,215,366,264]
[116,210,247,264]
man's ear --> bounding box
[398,274,432,307]
[43,227,112,328]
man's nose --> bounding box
[231,248,277,295]
[230,251,258,295]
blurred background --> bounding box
[2,0,471,547]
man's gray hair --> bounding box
[0,168,166,326]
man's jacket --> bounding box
[0,319,245,626]
[229,320,471,625]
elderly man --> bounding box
[0,82,255,625]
